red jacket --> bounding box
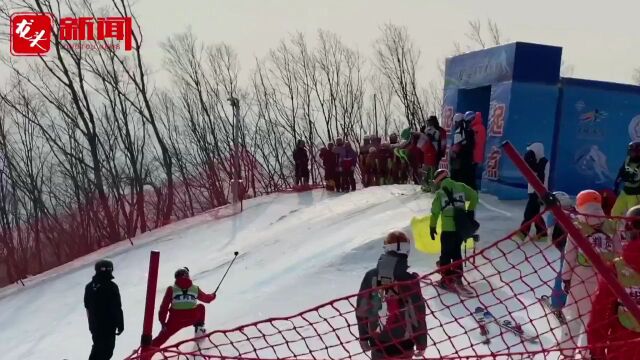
[158,277,216,325]
[587,240,640,359]
[471,113,486,165]
[421,142,437,167]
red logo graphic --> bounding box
[10,12,52,56]
[442,106,454,131]
[489,103,506,136]
[485,147,501,180]
[59,17,132,51]
[10,13,133,56]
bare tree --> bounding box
[374,24,425,129]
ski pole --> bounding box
[213,251,239,295]
[464,238,467,268]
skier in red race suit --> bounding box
[150,267,216,348]
[587,205,640,360]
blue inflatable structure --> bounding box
[443,42,640,199]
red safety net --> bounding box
[125,208,640,360]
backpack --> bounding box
[442,187,479,240]
[369,271,407,337]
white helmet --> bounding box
[553,191,572,209]
[383,230,411,255]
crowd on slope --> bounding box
[292,111,487,194]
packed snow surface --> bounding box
[0,185,554,360]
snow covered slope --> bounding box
[0,185,525,360]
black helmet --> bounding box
[95,259,113,273]
[174,267,190,279]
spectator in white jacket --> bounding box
[515,142,550,241]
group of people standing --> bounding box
[293,110,487,195]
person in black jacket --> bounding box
[355,231,428,359]
[84,259,124,360]
[293,139,310,187]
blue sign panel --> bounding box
[444,44,515,90]
[553,79,640,195]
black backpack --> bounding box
[442,187,479,240]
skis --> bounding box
[473,307,491,344]
[539,295,567,325]
[478,307,539,344]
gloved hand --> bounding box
[359,339,372,352]
[116,326,124,336]
[430,227,437,240]
[563,279,571,293]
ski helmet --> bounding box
[625,205,640,240]
[383,230,411,255]
[95,259,114,274]
[433,169,450,187]
[174,267,190,279]
[576,189,604,225]
[463,111,475,122]
[369,146,377,153]
[552,191,572,209]
[629,141,640,161]
[453,113,464,123]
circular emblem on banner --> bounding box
[628,114,640,141]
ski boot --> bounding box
[194,324,207,342]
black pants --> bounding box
[451,161,475,189]
[89,331,116,360]
[295,166,309,186]
[342,170,356,192]
[440,231,463,280]
[469,163,478,190]
[520,193,547,237]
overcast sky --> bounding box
[2,0,638,87]
[127,0,639,87]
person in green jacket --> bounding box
[429,169,479,293]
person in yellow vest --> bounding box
[587,205,640,360]
[612,141,640,217]
[150,267,216,348]
[559,189,619,357]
